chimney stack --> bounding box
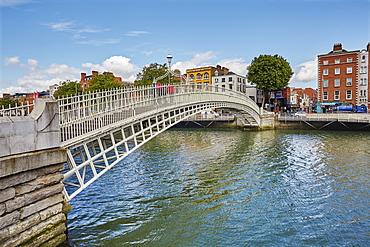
[367,42,370,51]
[333,43,343,52]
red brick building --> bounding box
[80,71,122,90]
[317,43,370,112]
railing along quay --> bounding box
[278,113,370,123]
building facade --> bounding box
[186,65,228,88]
[80,71,122,90]
[212,71,249,93]
[317,43,370,112]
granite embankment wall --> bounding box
[0,99,69,247]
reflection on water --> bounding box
[65,129,370,246]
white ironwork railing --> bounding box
[57,84,261,147]
[0,101,34,117]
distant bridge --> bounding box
[1,85,269,200]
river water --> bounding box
[65,129,370,246]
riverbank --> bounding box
[175,113,370,131]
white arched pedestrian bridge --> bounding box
[57,85,266,200]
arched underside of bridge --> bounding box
[62,100,261,200]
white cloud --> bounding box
[3,56,21,66]
[43,20,109,34]
[2,57,81,92]
[290,58,317,82]
[2,56,140,93]
[43,20,114,46]
[141,50,153,56]
[0,0,33,7]
[287,58,318,89]
[125,31,149,37]
[172,51,217,74]
[217,58,249,76]
[82,56,140,81]
[0,86,31,96]
[171,52,249,76]
[76,39,121,46]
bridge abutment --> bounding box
[0,99,70,247]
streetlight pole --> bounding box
[167,54,173,85]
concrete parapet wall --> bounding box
[0,98,61,158]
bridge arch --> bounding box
[58,85,266,200]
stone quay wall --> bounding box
[0,99,69,247]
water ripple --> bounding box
[66,129,370,246]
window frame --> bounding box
[334,79,340,87]
[323,91,328,100]
[346,78,352,86]
[346,90,352,100]
[334,91,340,100]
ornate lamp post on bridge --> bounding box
[167,54,173,85]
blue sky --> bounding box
[1,0,369,94]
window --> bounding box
[323,91,328,100]
[323,60,329,65]
[362,55,366,61]
[365,66,368,73]
[196,73,202,80]
[222,78,226,82]
[190,74,194,81]
[197,83,202,89]
[335,59,340,64]
[228,77,232,82]
[229,84,233,90]
[346,78,352,86]
[365,78,368,85]
[214,78,218,83]
[335,68,340,75]
[323,80,328,87]
[323,69,329,75]
[346,90,352,100]
[347,67,352,74]
[347,57,353,63]
[334,79,340,87]
[204,72,209,79]
[334,91,340,100]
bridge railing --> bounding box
[58,84,260,145]
[0,101,34,117]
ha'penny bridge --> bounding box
[57,85,266,200]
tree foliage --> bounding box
[53,80,82,98]
[134,63,169,86]
[87,74,123,92]
[0,97,21,108]
[247,54,293,108]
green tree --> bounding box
[134,63,169,86]
[0,97,21,108]
[87,73,123,92]
[54,80,82,98]
[247,54,293,109]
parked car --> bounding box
[293,111,307,117]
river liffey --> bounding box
[64,129,370,246]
